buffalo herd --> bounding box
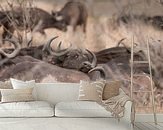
[0,1,162,89]
[0,1,163,108]
[0,1,88,42]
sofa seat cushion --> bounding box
[55,101,112,117]
[0,101,54,117]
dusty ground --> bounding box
[0,0,163,113]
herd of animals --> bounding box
[0,0,163,42]
[0,1,88,43]
[0,1,162,88]
[0,1,162,107]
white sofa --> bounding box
[0,82,133,130]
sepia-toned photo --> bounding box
[0,0,162,130]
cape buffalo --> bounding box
[0,7,66,43]
[52,1,88,32]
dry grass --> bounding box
[1,0,163,49]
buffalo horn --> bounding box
[45,36,72,56]
[89,66,106,78]
[82,49,97,69]
[0,39,21,58]
[116,38,126,47]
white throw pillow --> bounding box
[10,78,35,88]
[55,101,112,117]
[0,101,54,117]
[10,78,37,100]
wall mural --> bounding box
[0,0,163,114]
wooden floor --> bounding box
[134,122,163,130]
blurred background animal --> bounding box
[52,1,88,32]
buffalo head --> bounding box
[52,11,64,21]
[46,37,97,73]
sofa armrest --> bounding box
[119,89,134,123]
[121,100,133,123]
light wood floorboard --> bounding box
[133,125,141,130]
[158,123,163,127]
[150,123,163,130]
[135,123,150,130]
[134,123,163,130]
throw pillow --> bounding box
[78,80,105,102]
[0,80,12,89]
[10,78,37,100]
[10,78,35,89]
[1,88,34,103]
[0,80,13,101]
[102,80,121,100]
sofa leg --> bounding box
[130,122,135,130]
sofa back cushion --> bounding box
[36,83,80,105]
